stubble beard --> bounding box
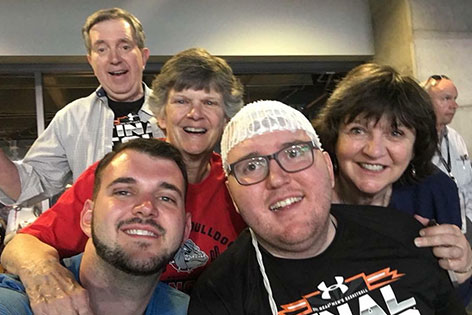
[92,220,178,276]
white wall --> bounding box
[410,0,472,151]
[0,0,373,56]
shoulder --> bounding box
[49,90,102,123]
[150,282,189,314]
[0,273,31,314]
[394,166,457,193]
[76,161,99,182]
[193,229,252,287]
[331,204,423,245]
[143,84,152,97]
[210,152,223,169]
[58,90,100,113]
[447,126,467,144]
[200,152,225,182]
[189,230,254,313]
[61,253,83,281]
[419,166,457,190]
[447,126,461,137]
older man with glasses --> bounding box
[423,75,472,235]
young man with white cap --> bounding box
[188,100,465,314]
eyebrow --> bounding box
[107,177,183,197]
[234,140,307,162]
[92,38,133,47]
[107,177,136,188]
[160,182,184,198]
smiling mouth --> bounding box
[269,196,303,211]
[184,127,207,134]
[359,163,385,172]
[123,229,158,237]
[109,70,128,76]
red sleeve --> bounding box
[19,162,98,258]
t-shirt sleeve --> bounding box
[19,162,97,258]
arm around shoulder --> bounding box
[1,233,92,314]
[1,233,61,278]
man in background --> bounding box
[0,7,163,207]
[424,75,472,232]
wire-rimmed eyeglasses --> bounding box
[228,141,318,186]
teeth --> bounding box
[360,163,384,171]
[124,229,157,237]
[269,197,302,211]
[110,70,127,75]
[184,127,206,133]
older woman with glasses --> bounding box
[313,63,472,304]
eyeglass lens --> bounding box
[232,142,314,185]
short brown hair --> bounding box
[93,139,187,200]
[82,7,146,54]
[149,48,244,119]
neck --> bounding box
[182,152,213,184]
[79,242,160,315]
[333,175,392,207]
[437,124,447,137]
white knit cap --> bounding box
[220,100,322,175]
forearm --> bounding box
[0,150,21,201]
[1,234,93,313]
[1,233,60,276]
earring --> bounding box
[332,158,338,173]
[410,164,416,177]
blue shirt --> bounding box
[0,254,189,314]
[391,167,461,227]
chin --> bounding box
[358,184,387,196]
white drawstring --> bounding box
[249,228,278,315]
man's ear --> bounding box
[157,114,167,130]
[141,47,150,68]
[322,151,335,189]
[81,199,94,238]
[225,180,241,214]
[183,212,192,243]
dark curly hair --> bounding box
[313,63,437,184]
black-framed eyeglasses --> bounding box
[228,141,318,186]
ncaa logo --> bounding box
[317,276,348,300]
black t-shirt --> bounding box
[189,204,465,315]
[108,96,153,148]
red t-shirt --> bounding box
[21,152,246,292]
